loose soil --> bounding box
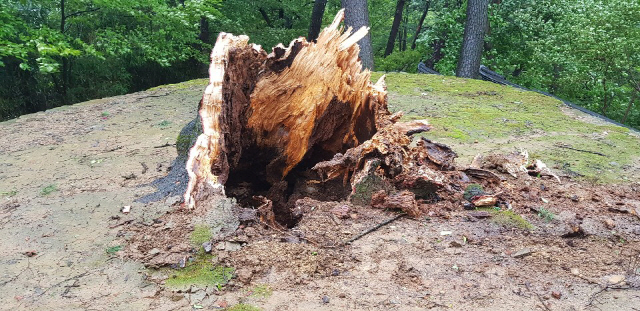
[1,75,639,311]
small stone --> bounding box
[469,211,491,218]
[121,205,131,213]
[607,275,625,285]
[179,257,186,268]
[552,291,561,299]
[215,242,226,250]
[244,227,256,237]
[322,295,330,304]
[571,195,579,202]
[330,205,351,219]
[472,195,498,207]
[571,268,580,275]
[331,269,340,276]
[338,293,346,298]
[202,241,212,253]
[23,250,37,257]
[148,248,161,256]
[449,241,463,248]
[603,219,615,229]
[512,248,532,258]
[463,202,475,210]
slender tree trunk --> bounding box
[199,17,210,44]
[384,0,406,57]
[426,38,444,69]
[308,0,328,41]
[60,0,68,104]
[622,89,637,124]
[259,8,274,27]
[602,77,609,116]
[400,6,408,51]
[456,0,489,79]
[411,0,430,50]
[342,0,374,70]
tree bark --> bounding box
[384,0,406,57]
[60,0,68,104]
[622,89,636,124]
[411,0,430,50]
[341,0,374,70]
[308,0,328,41]
[456,0,489,79]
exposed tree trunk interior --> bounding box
[456,0,489,79]
[184,10,385,225]
[384,0,406,57]
[308,0,328,41]
[341,0,374,69]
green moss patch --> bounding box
[190,224,213,248]
[147,79,208,92]
[165,254,234,289]
[477,208,535,230]
[226,303,261,311]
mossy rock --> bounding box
[176,116,202,158]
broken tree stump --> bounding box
[184,10,388,221]
[183,10,467,222]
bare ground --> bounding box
[1,79,639,311]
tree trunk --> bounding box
[411,0,430,50]
[341,0,374,70]
[456,0,489,79]
[425,38,445,69]
[60,0,68,104]
[384,0,406,57]
[259,8,274,27]
[400,6,408,51]
[622,89,636,124]
[601,77,609,116]
[308,0,328,41]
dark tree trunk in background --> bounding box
[622,89,636,124]
[411,0,430,50]
[60,0,68,104]
[342,0,374,69]
[456,0,489,79]
[426,38,444,69]
[308,0,328,41]
[384,0,406,57]
[400,6,408,51]
[199,17,210,44]
[259,8,274,27]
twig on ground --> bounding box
[554,143,606,157]
[587,283,634,307]
[36,271,91,298]
[525,282,551,311]
[345,213,405,244]
[153,143,175,148]
[259,219,321,247]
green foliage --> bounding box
[106,245,123,254]
[537,207,555,222]
[41,184,58,195]
[375,49,424,73]
[1,190,18,197]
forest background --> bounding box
[1,0,638,129]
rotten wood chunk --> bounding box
[184,9,387,210]
[471,195,498,207]
[371,190,421,218]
